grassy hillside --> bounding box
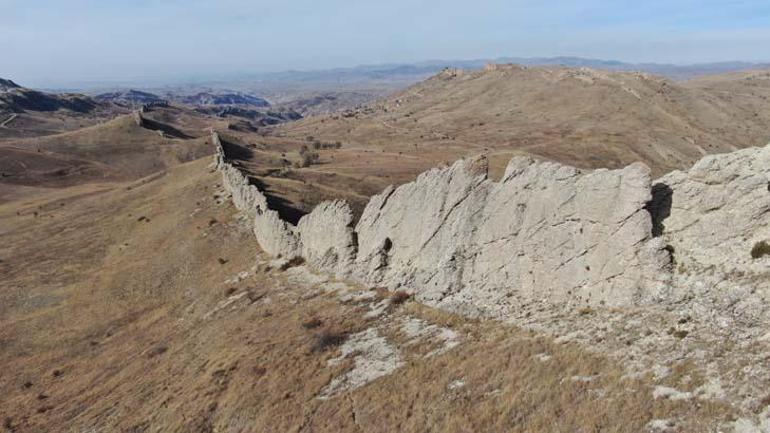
[276,65,770,177]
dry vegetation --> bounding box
[206,66,770,221]
[278,65,770,177]
[3,66,770,431]
[0,156,735,432]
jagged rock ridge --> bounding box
[216,130,770,317]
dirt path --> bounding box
[0,113,18,128]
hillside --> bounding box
[3,66,770,432]
[0,154,741,433]
[276,65,770,177]
[0,79,122,139]
[0,107,216,192]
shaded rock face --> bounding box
[650,144,770,285]
[352,156,669,313]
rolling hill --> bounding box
[0,79,123,140]
[0,106,217,195]
[276,65,770,177]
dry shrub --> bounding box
[301,318,323,329]
[751,240,770,259]
[310,329,347,353]
[279,256,305,271]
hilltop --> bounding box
[275,65,770,178]
[0,79,123,139]
[0,106,217,195]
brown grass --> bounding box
[0,156,735,432]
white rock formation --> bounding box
[297,200,357,278]
[215,130,770,315]
[352,155,669,312]
[214,133,300,258]
[650,144,770,280]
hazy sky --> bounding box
[3,0,770,87]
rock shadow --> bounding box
[249,177,308,226]
[141,118,193,139]
[645,183,673,237]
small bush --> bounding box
[751,241,770,259]
[301,318,323,329]
[311,330,347,353]
[296,151,319,168]
[147,345,168,358]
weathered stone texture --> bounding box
[215,130,770,314]
[651,144,770,285]
[297,200,357,278]
[352,156,668,312]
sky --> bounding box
[3,0,770,87]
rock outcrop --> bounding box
[213,133,299,258]
[297,200,357,278]
[650,144,770,287]
[131,111,144,127]
[215,130,770,316]
[351,156,669,313]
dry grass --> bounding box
[0,155,735,432]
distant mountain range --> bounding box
[231,56,770,85]
[22,57,770,94]
[95,89,167,106]
[179,92,270,107]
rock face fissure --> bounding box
[214,131,770,316]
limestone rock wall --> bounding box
[214,127,770,314]
[213,132,299,258]
[213,131,691,313]
[131,111,144,127]
[351,156,669,313]
[650,144,770,284]
[297,200,357,278]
